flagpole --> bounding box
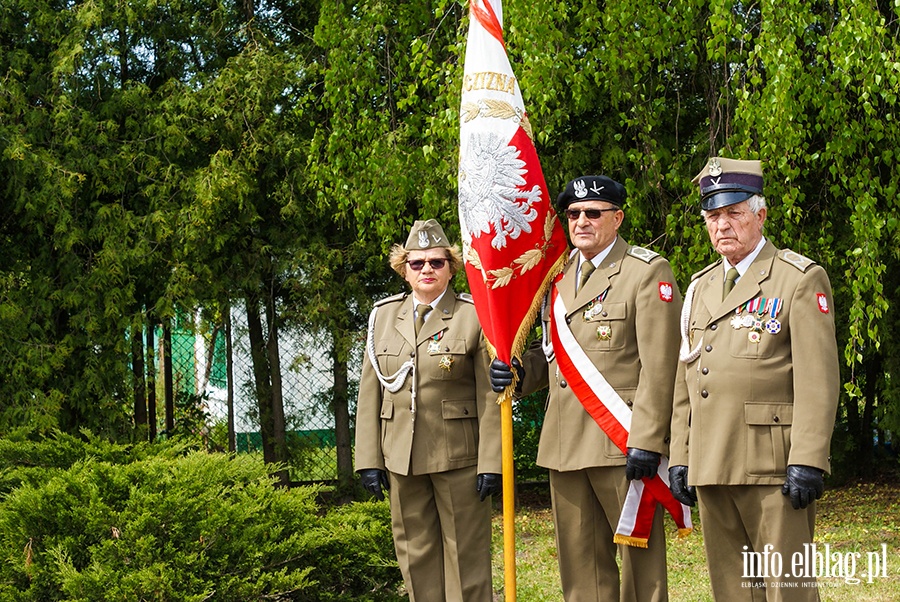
[499,390,516,601]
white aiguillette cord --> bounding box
[365,305,418,419]
[679,279,702,363]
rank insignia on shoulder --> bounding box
[778,249,815,272]
[456,292,474,304]
[627,246,659,263]
[374,292,406,307]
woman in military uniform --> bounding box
[355,219,501,602]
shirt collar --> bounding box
[412,288,447,313]
[579,236,618,271]
[725,236,767,278]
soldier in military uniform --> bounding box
[491,176,681,602]
[668,158,840,600]
[355,219,501,602]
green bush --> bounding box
[513,390,549,482]
[0,436,402,601]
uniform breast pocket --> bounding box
[375,338,407,374]
[583,302,627,351]
[430,338,468,380]
[744,402,792,477]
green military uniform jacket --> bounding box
[670,240,840,485]
[355,289,501,476]
[520,237,683,470]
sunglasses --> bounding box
[565,208,618,221]
[407,258,448,271]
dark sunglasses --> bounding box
[565,208,618,221]
[407,258,448,271]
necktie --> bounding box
[723,267,739,300]
[578,261,595,293]
[415,304,431,335]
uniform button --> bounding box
[625,400,633,407]
[710,324,718,331]
[664,436,670,444]
[701,390,709,398]
[463,409,469,415]
[444,346,450,352]
[705,344,713,352]
[702,367,709,375]
[773,416,780,423]
[601,311,608,317]
[566,317,572,324]
[410,351,415,358]
[560,380,568,388]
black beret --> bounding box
[556,175,626,210]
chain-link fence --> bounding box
[159,305,544,485]
[160,306,361,484]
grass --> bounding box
[491,478,900,601]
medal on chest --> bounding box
[730,297,784,343]
[582,289,613,340]
[427,331,444,354]
[582,288,609,322]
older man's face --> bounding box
[703,200,766,265]
[566,201,623,259]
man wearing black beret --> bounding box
[492,175,681,601]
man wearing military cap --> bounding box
[491,175,681,601]
[355,219,502,601]
[669,158,840,600]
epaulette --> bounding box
[456,292,475,304]
[777,249,816,272]
[374,292,407,307]
[627,245,660,264]
[691,260,722,281]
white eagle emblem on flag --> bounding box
[459,131,541,250]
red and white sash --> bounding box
[549,279,692,547]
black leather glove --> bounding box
[782,465,824,509]
[668,465,697,506]
[358,469,389,501]
[476,473,502,501]
[489,358,524,393]
[625,448,661,481]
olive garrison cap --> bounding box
[403,219,451,250]
[693,157,764,211]
[556,175,626,210]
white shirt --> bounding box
[412,288,447,320]
[723,236,767,284]
[577,236,618,284]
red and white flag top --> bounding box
[458,0,567,364]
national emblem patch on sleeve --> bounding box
[659,282,674,303]
[816,293,830,313]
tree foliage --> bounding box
[1,0,898,476]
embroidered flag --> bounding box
[458,0,568,366]
[549,281,693,547]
